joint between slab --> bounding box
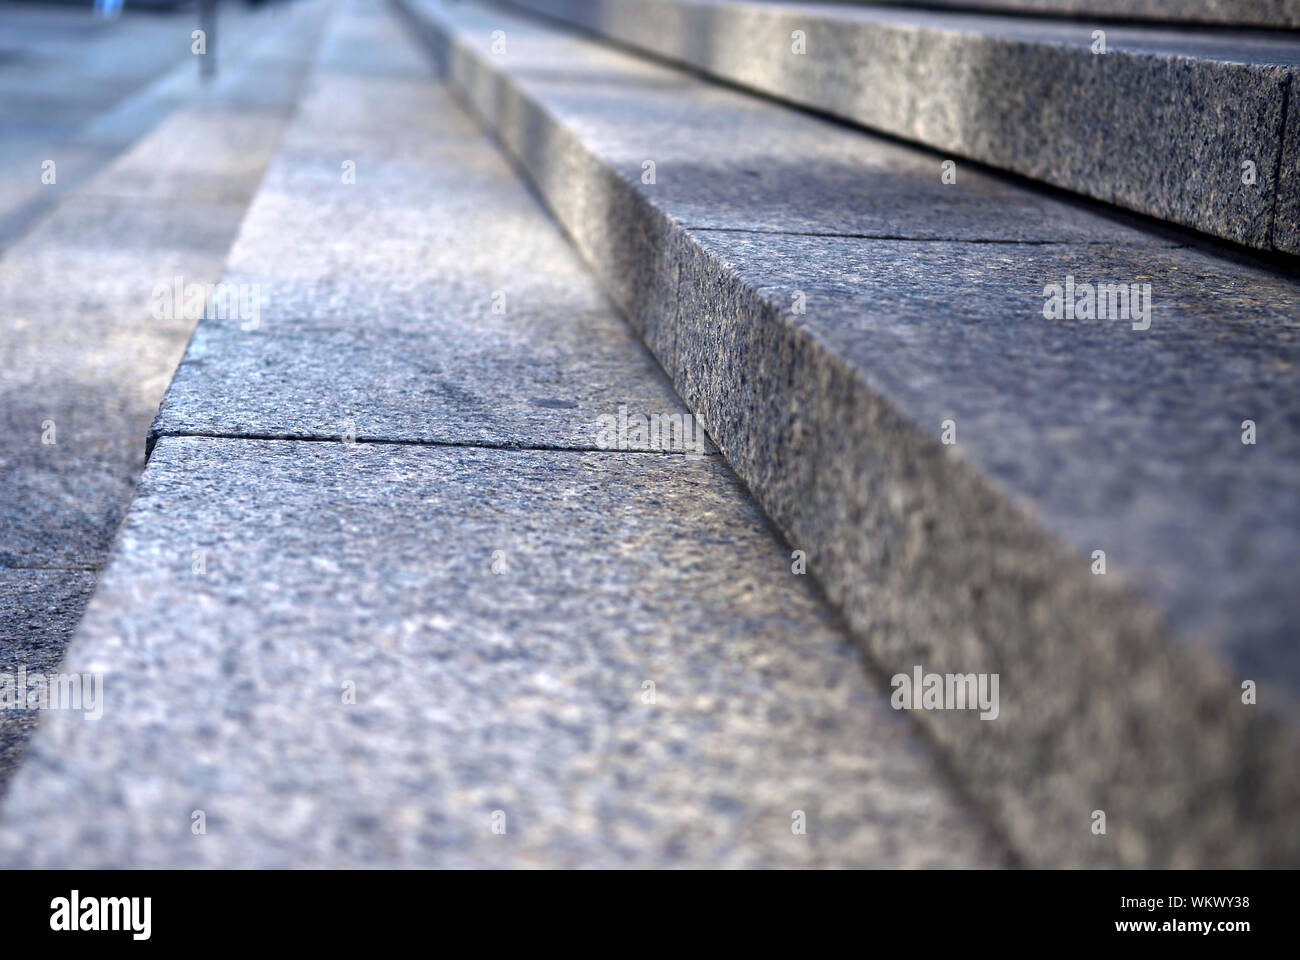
[685,226,1144,246]
[147,430,721,460]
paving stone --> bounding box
[511,77,1168,245]
[0,5,184,247]
[0,437,1010,869]
[282,74,483,149]
[210,185,610,329]
[399,0,1300,867]
[155,305,705,452]
[0,193,253,569]
[148,60,316,114]
[150,64,698,452]
[0,0,331,249]
[5,193,249,258]
[0,391,154,570]
[502,0,1300,252]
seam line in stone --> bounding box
[149,430,718,458]
[683,226,1178,246]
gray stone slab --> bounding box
[58,11,308,153]
[0,5,184,245]
[281,73,484,150]
[434,3,1165,246]
[0,436,1009,868]
[4,194,249,258]
[509,72,1168,245]
[71,84,183,152]
[150,55,699,452]
[0,399,150,569]
[0,0,330,251]
[155,309,706,452]
[0,569,97,793]
[675,231,1300,694]
[216,148,614,321]
[501,0,1300,252]
[399,0,1300,867]
[147,60,316,114]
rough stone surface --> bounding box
[0,200,264,568]
[0,437,1010,869]
[0,3,331,564]
[157,308,707,452]
[400,0,1300,867]
[1275,84,1300,254]
[0,570,97,793]
[151,74,700,452]
[0,0,332,807]
[677,231,1300,694]
[504,0,1300,252]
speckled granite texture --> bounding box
[0,1,1009,869]
[0,438,1009,868]
[0,1,331,800]
[503,0,1300,253]
[399,0,1300,866]
[0,6,330,568]
[0,570,96,791]
[149,76,703,453]
[1275,84,1300,255]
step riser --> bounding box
[501,0,1300,254]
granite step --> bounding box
[0,0,334,790]
[0,0,1011,869]
[395,0,1300,867]
[499,0,1300,253]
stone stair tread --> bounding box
[501,0,1300,251]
